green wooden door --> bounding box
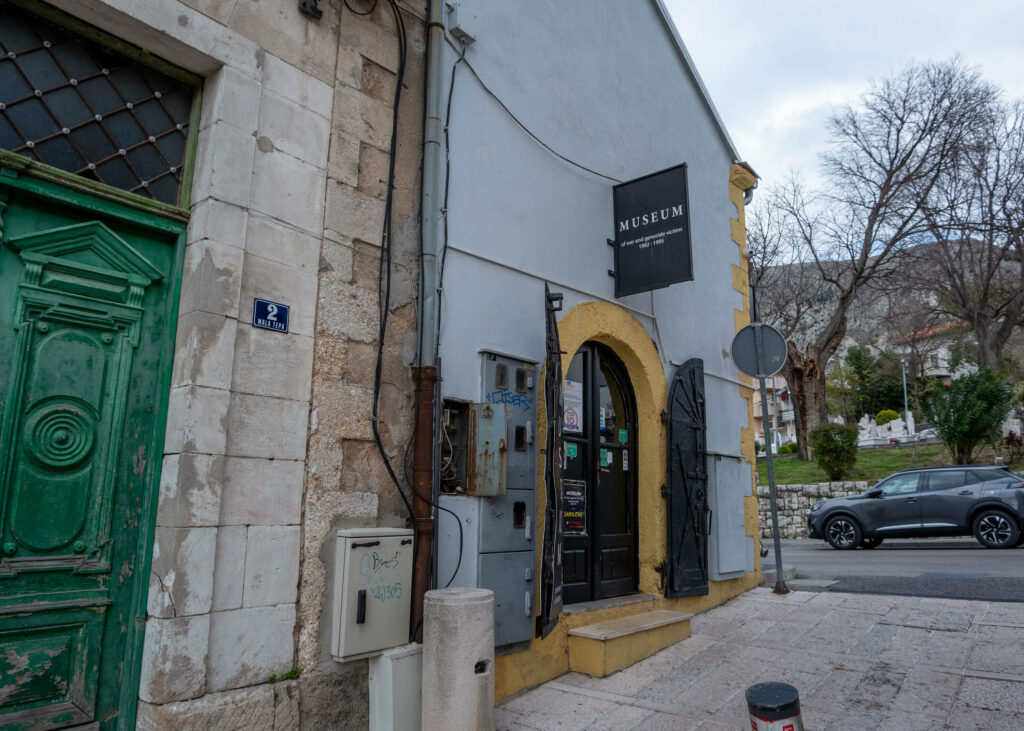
[0,166,184,729]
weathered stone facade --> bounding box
[35,0,428,727]
[297,0,427,707]
[757,481,869,538]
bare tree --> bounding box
[746,188,830,344]
[753,59,997,459]
[915,100,1024,370]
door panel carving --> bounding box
[0,209,167,729]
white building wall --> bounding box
[436,0,747,457]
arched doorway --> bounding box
[561,342,638,603]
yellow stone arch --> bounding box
[555,300,669,595]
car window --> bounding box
[974,468,1016,482]
[925,471,968,491]
[877,473,919,495]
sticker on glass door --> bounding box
[564,379,583,433]
[563,479,586,535]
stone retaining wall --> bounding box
[756,481,869,538]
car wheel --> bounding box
[972,510,1020,549]
[861,537,883,549]
[825,516,862,550]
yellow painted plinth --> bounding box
[567,610,692,678]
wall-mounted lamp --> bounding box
[299,0,322,20]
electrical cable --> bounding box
[399,392,463,590]
[367,1,463,616]
[429,33,621,598]
[342,0,377,16]
[443,36,622,184]
[410,38,468,592]
[371,0,415,531]
[408,388,464,590]
[432,34,620,382]
[432,42,466,363]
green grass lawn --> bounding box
[756,443,1023,485]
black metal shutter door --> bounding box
[666,358,709,597]
[537,285,564,637]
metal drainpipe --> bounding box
[410,0,445,643]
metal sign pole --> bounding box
[733,288,788,594]
[752,323,788,595]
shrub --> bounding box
[754,440,762,454]
[876,409,900,426]
[926,370,1014,464]
[808,424,859,481]
[999,431,1024,465]
[777,442,799,455]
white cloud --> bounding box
[665,0,1024,187]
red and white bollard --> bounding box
[746,682,803,730]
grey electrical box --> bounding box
[447,2,477,46]
[331,528,414,662]
[437,492,535,579]
[478,490,535,553]
[480,353,536,494]
[706,454,753,580]
[437,493,535,646]
[436,352,538,647]
[479,551,533,646]
[467,402,508,496]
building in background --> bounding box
[752,377,796,449]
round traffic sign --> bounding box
[731,323,787,378]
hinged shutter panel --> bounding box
[666,358,709,597]
[537,284,564,637]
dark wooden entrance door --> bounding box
[0,171,184,729]
[561,343,638,604]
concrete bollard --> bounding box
[421,588,494,731]
[746,682,803,730]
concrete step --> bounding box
[786,579,838,592]
[761,564,797,587]
[568,610,691,678]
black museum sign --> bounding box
[612,163,693,298]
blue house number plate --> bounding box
[253,298,289,333]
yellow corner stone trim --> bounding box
[729,162,760,562]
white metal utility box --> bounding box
[331,528,414,662]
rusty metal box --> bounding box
[465,402,508,496]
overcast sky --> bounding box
[664,0,1024,191]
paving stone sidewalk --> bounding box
[496,588,1024,730]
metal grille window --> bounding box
[0,0,199,207]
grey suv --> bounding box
[807,466,1024,550]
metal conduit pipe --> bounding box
[410,0,445,642]
[420,0,444,362]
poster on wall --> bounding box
[562,479,586,536]
[563,379,583,433]
[612,163,693,297]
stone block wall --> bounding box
[51,0,427,727]
[756,481,869,538]
[298,0,427,692]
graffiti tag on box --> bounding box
[360,550,404,602]
[485,390,533,412]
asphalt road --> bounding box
[777,538,1024,603]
